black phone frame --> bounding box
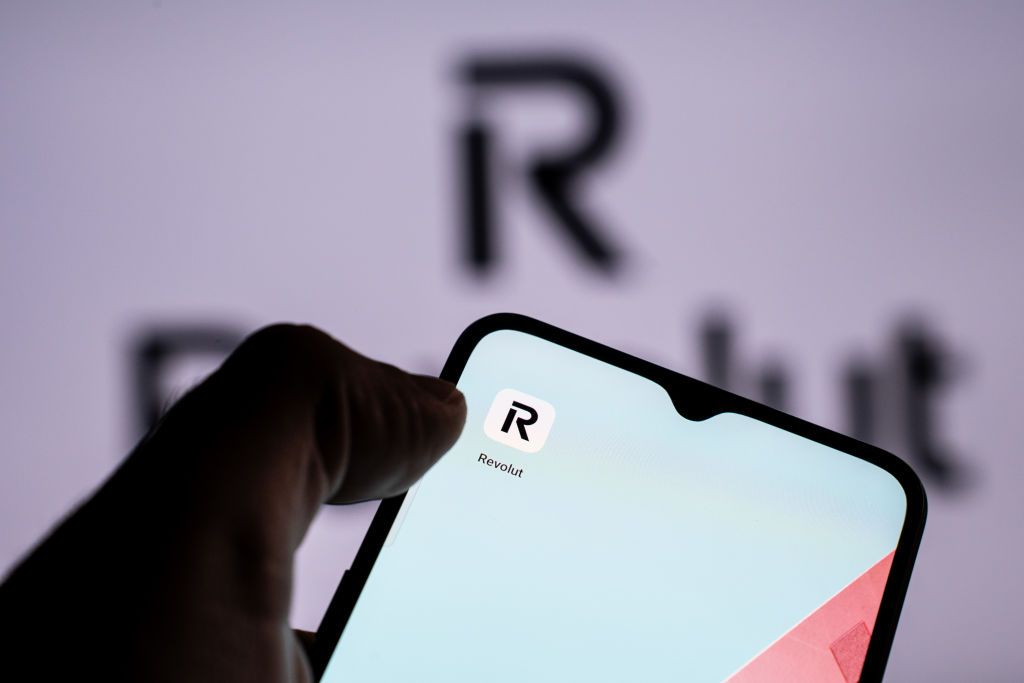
[310,312,927,682]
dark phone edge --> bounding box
[310,312,927,682]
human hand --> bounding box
[0,324,467,682]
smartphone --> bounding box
[310,314,926,682]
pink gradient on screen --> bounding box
[726,551,895,683]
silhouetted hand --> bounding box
[0,325,467,682]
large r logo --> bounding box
[458,54,625,275]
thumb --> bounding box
[146,323,468,537]
[0,324,466,683]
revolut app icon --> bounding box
[484,389,555,453]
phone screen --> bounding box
[319,329,910,683]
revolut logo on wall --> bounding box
[484,389,556,453]
[125,51,970,494]
[457,54,625,275]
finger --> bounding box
[144,323,467,547]
[0,324,466,682]
[293,628,316,657]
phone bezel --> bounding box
[310,312,927,682]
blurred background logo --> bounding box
[458,54,624,274]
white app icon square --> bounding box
[483,389,555,453]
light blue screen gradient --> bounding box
[321,330,907,682]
